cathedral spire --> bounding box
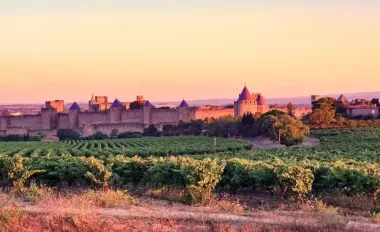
[91,93,95,102]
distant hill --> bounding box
[2,91,379,110]
[153,91,380,108]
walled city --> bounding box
[0,86,312,137]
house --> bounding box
[346,105,380,118]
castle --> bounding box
[0,86,311,137]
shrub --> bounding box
[274,161,314,199]
[180,158,226,204]
[117,132,143,138]
[110,156,148,187]
[57,129,81,141]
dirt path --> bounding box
[6,202,380,232]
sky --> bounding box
[0,1,380,103]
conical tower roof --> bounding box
[69,102,81,111]
[1,109,11,116]
[110,99,125,109]
[238,86,252,101]
[257,95,267,105]
[144,100,154,107]
[337,94,349,104]
[178,100,189,108]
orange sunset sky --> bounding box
[0,1,379,103]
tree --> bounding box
[241,113,255,126]
[310,97,337,124]
[272,114,310,146]
[310,108,336,124]
[110,129,119,138]
[287,102,296,117]
[57,129,81,141]
[312,97,337,111]
[92,132,109,140]
[143,124,160,137]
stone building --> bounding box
[346,105,380,118]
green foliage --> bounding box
[84,131,109,140]
[254,113,309,146]
[144,157,184,189]
[143,125,161,137]
[57,129,81,141]
[180,158,225,204]
[257,115,278,137]
[274,161,314,198]
[7,155,45,195]
[287,102,296,117]
[272,114,310,146]
[1,129,380,204]
[110,129,119,138]
[0,137,250,158]
[81,156,112,189]
[0,134,43,142]
[110,156,148,187]
[312,97,337,110]
[310,97,337,125]
[117,132,143,138]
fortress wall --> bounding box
[8,115,41,130]
[194,108,234,120]
[57,114,69,129]
[6,127,29,135]
[235,101,258,117]
[79,112,109,125]
[0,130,5,136]
[294,108,312,118]
[122,110,143,123]
[179,108,196,122]
[81,123,144,136]
[267,107,312,118]
[151,109,178,124]
[258,105,270,114]
[29,129,57,136]
[0,117,10,130]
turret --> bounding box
[0,109,11,130]
[41,107,58,130]
[109,99,124,123]
[178,100,190,121]
[68,102,81,129]
[234,86,259,116]
[143,100,154,126]
[311,95,320,104]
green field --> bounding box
[1,128,380,201]
[219,127,380,163]
[0,136,251,158]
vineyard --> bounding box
[1,128,380,203]
[0,137,251,158]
